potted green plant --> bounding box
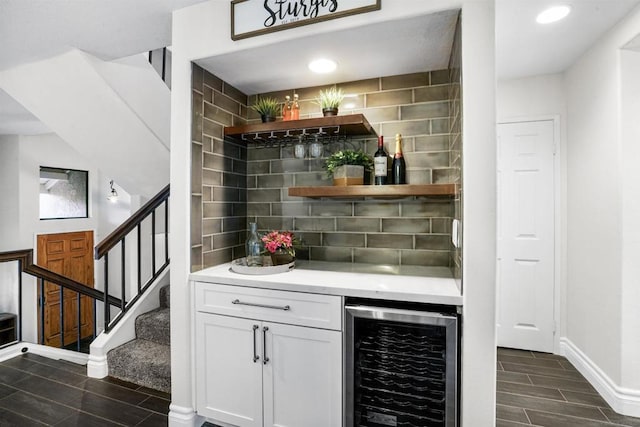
[324,149,373,186]
[250,96,281,122]
[316,87,345,116]
[262,230,298,265]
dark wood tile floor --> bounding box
[0,352,169,426]
[497,347,640,427]
[3,348,640,426]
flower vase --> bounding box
[270,249,294,266]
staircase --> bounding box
[107,285,171,393]
[0,48,170,198]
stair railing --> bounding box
[148,48,171,88]
[0,184,170,352]
[0,249,124,352]
[95,184,170,332]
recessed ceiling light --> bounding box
[536,5,571,24]
[308,58,337,74]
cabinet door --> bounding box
[262,323,342,427]
[195,312,263,427]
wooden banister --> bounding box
[0,249,33,267]
[0,249,122,308]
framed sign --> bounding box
[231,0,381,41]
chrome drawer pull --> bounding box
[232,299,291,311]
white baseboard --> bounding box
[0,342,89,366]
[24,342,89,365]
[168,404,204,427]
[560,337,640,417]
[87,354,108,378]
[0,343,27,362]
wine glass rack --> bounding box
[224,114,378,148]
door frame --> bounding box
[497,115,564,354]
[33,229,98,347]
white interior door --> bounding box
[497,120,555,352]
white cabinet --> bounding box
[194,282,342,427]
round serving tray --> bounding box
[230,257,295,275]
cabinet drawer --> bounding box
[195,283,342,330]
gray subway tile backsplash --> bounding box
[256,216,294,231]
[366,89,413,108]
[382,120,430,138]
[203,118,223,139]
[337,217,381,233]
[294,217,336,232]
[310,202,353,217]
[415,234,452,250]
[311,246,353,263]
[401,250,450,267]
[193,65,459,271]
[271,202,310,217]
[353,248,400,266]
[355,202,400,218]
[247,202,271,217]
[367,234,414,250]
[381,73,429,91]
[324,232,366,248]
[382,218,430,233]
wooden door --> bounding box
[497,120,555,352]
[37,231,95,348]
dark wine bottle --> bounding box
[374,136,388,185]
[392,133,406,184]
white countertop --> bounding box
[190,260,463,305]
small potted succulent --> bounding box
[250,96,281,122]
[324,149,373,186]
[316,87,345,116]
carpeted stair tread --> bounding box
[136,307,170,346]
[159,285,170,308]
[108,339,170,393]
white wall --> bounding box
[563,3,640,412]
[619,48,640,391]
[0,135,20,250]
[91,53,171,150]
[0,133,140,342]
[17,134,100,249]
[460,3,497,424]
[0,49,169,198]
[170,1,496,425]
[497,74,566,122]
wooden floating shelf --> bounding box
[224,114,377,141]
[288,184,458,199]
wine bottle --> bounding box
[283,95,291,121]
[245,222,263,266]
[374,136,388,185]
[391,133,406,184]
[292,94,300,120]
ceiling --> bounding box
[196,11,459,95]
[1,0,640,134]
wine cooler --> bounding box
[345,301,459,427]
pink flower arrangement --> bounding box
[261,230,296,256]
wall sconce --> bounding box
[108,180,118,203]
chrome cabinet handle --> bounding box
[262,326,269,365]
[232,299,290,311]
[252,324,259,363]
